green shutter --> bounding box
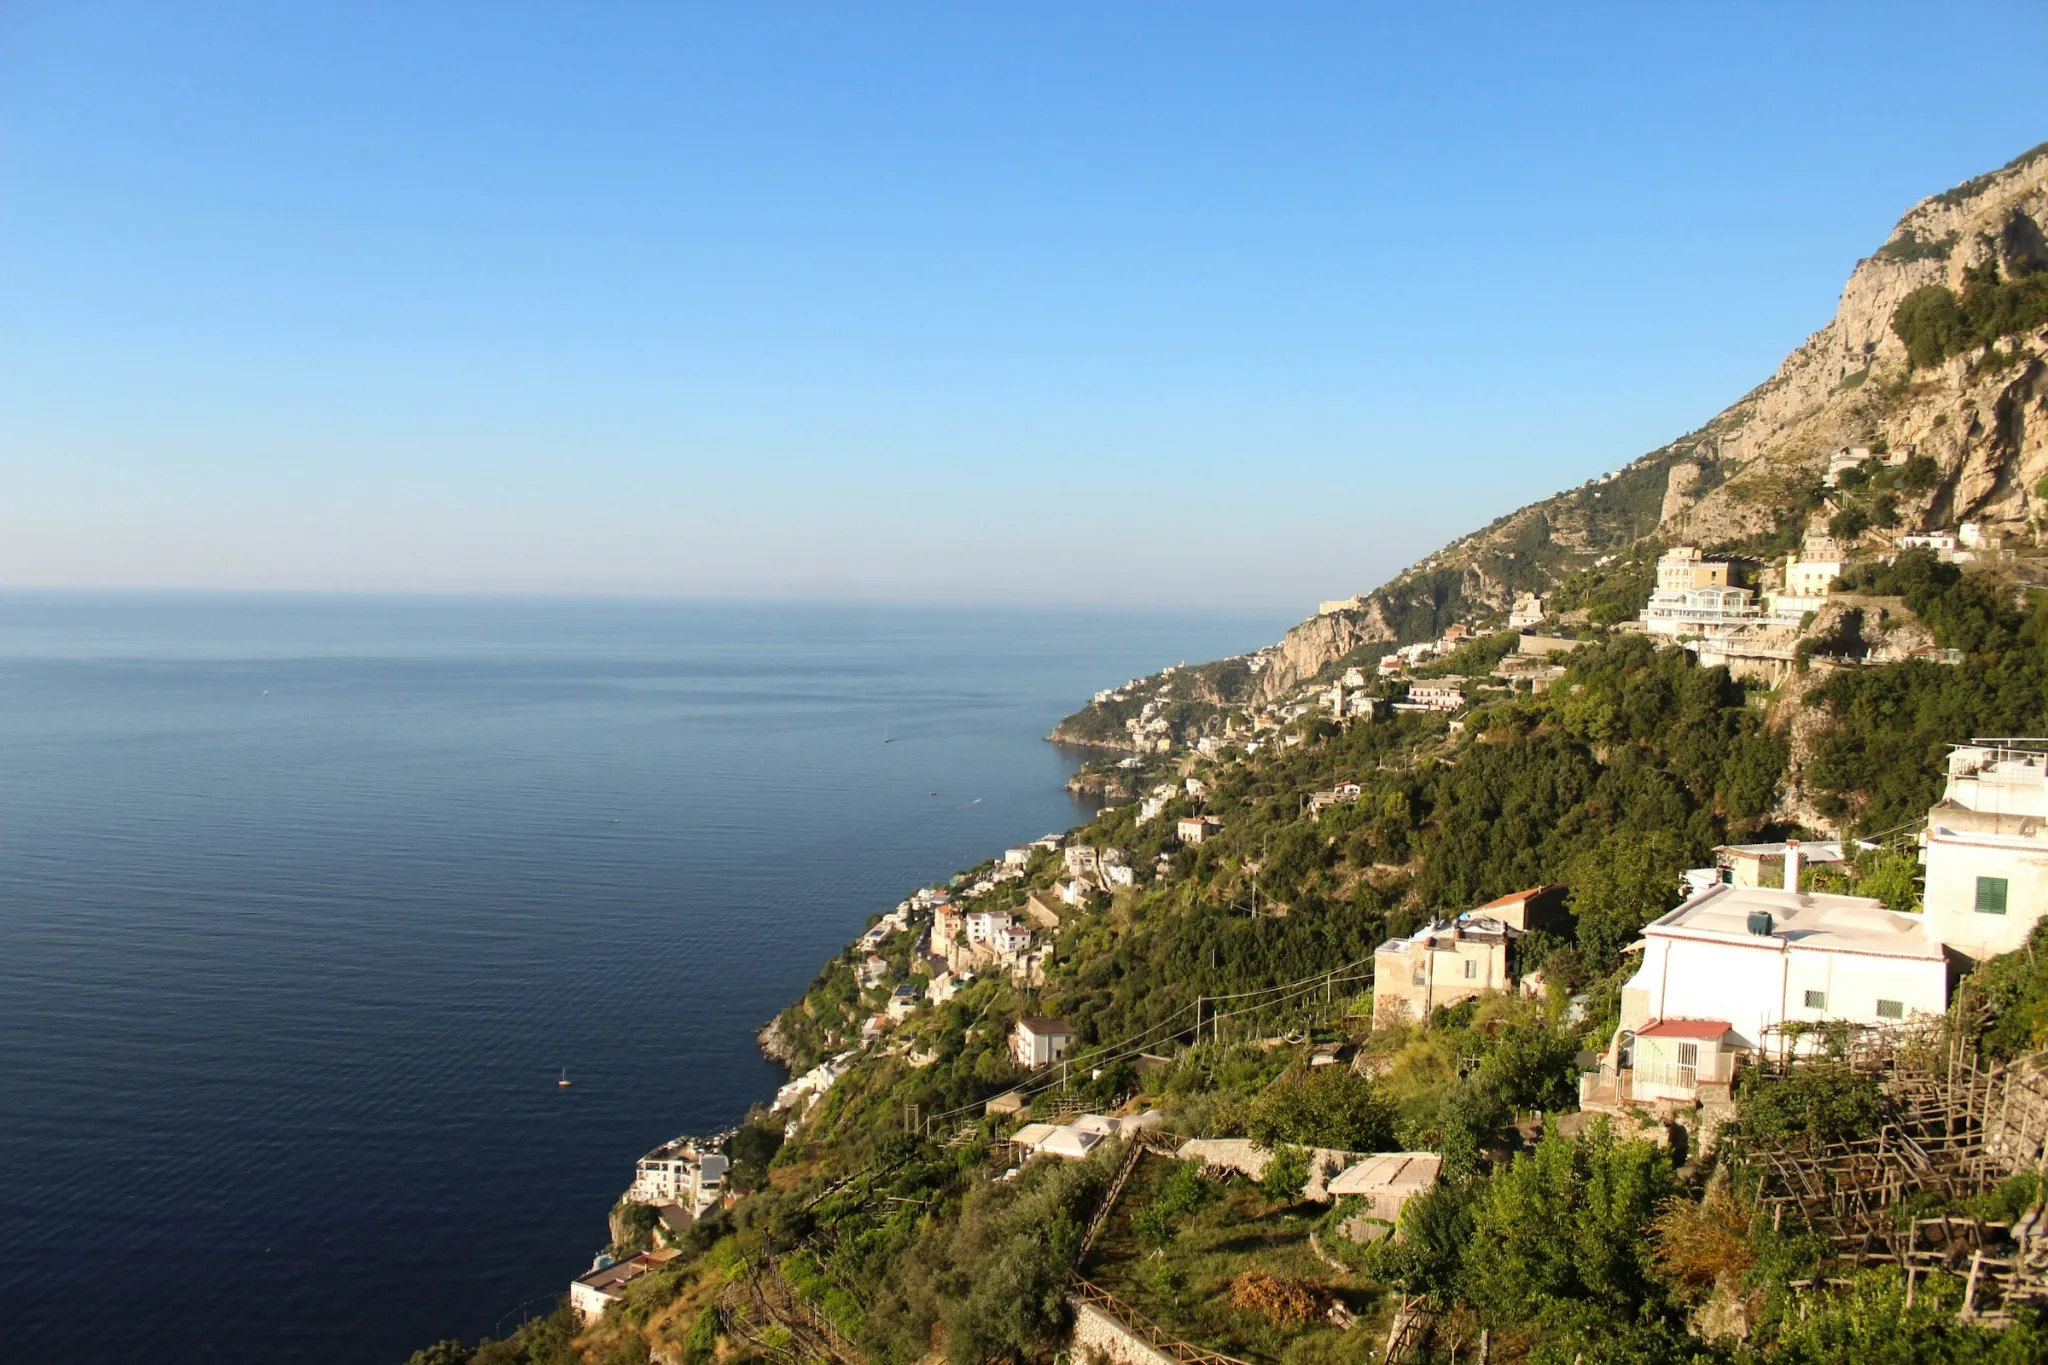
[1975,877,2009,915]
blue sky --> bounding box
[2,3,2044,608]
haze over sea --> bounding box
[0,594,1282,1364]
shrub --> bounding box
[1649,1177,1757,1298]
[1891,262,2048,370]
[1957,920,2048,1060]
[1371,1180,1475,1305]
[406,1343,473,1365]
[1892,284,1966,368]
[1828,504,1871,542]
[1244,1066,1395,1151]
[679,1309,718,1365]
[1736,1063,1883,1145]
[1258,1144,1313,1202]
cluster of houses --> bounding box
[1638,538,1848,639]
[932,897,1056,985]
[1362,738,2047,1116]
[1371,886,1574,1024]
[1896,523,2002,564]
[1589,739,2046,1108]
[772,1047,857,1125]
[1377,623,1475,677]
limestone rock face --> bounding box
[1678,147,2048,546]
[1353,142,2047,658]
[1659,460,1702,525]
[1048,144,2048,738]
[1258,603,1397,699]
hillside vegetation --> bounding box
[409,142,2048,1365]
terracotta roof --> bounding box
[1478,884,1564,908]
[1634,1018,1734,1039]
[1016,1016,1072,1035]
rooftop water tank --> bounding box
[1746,910,1775,937]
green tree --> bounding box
[1371,1180,1475,1305]
[1567,830,1689,974]
[1244,1066,1395,1151]
[1460,1125,1678,1330]
[1258,1144,1313,1201]
[1892,284,1965,368]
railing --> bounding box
[1070,1279,1258,1365]
[1633,1062,1699,1093]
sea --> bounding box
[0,593,1285,1365]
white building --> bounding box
[1899,531,1961,559]
[1625,1019,1742,1106]
[1405,681,1467,712]
[1508,592,1546,630]
[626,1137,731,1217]
[926,969,967,1005]
[1616,885,1948,1069]
[1765,534,1845,620]
[1139,783,1180,823]
[1640,547,1760,637]
[1823,446,1872,487]
[1012,1016,1074,1068]
[774,1052,853,1112]
[571,1251,672,1322]
[1008,1110,1162,1162]
[1711,839,1844,890]
[1923,741,2048,962]
[964,910,1014,945]
[1177,815,1221,844]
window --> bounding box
[1413,969,1426,986]
[1975,877,2009,915]
[1676,1042,1699,1067]
[1876,999,1905,1020]
[1463,959,1479,980]
[1804,990,1827,1010]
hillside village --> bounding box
[412,146,2048,1365]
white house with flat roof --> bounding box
[1922,741,2048,963]
[571,1250,676,1322]
[627,1137,730,1217]
[1617,884,1947,1060]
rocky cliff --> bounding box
[1253,141,2048,700]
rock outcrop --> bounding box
[1051,141,2048,735]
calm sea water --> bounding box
[0,593,1283,1364]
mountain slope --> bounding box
[1058,141,2048,730]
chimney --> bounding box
[1784,840,1802,891]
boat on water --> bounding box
[557,1067,573,1088]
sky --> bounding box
[2,4,2045,609]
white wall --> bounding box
[1627,934,1945,1048]
[570,1282,616,1323]
[1924,834,2048,962]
